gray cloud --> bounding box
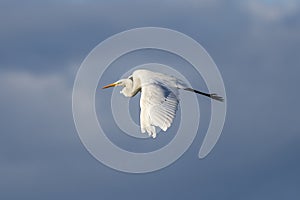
[0,0,299,199]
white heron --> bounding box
[102,69,223,138]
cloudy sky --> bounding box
[1,0,299,199]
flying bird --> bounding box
[102,69,223,138]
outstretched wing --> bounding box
[139,83,179,138]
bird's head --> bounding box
[102,76,135,97]
[102,79,127,89]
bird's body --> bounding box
[102,69,223,138]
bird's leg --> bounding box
[184,88,224,102]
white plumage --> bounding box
[102,69,223,138]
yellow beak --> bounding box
[102,82,118,89]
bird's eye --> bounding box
[129,76,133,81]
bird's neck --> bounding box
[122,79,141,97]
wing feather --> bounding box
[140,83,179,138]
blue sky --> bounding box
[0,0,299,199]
